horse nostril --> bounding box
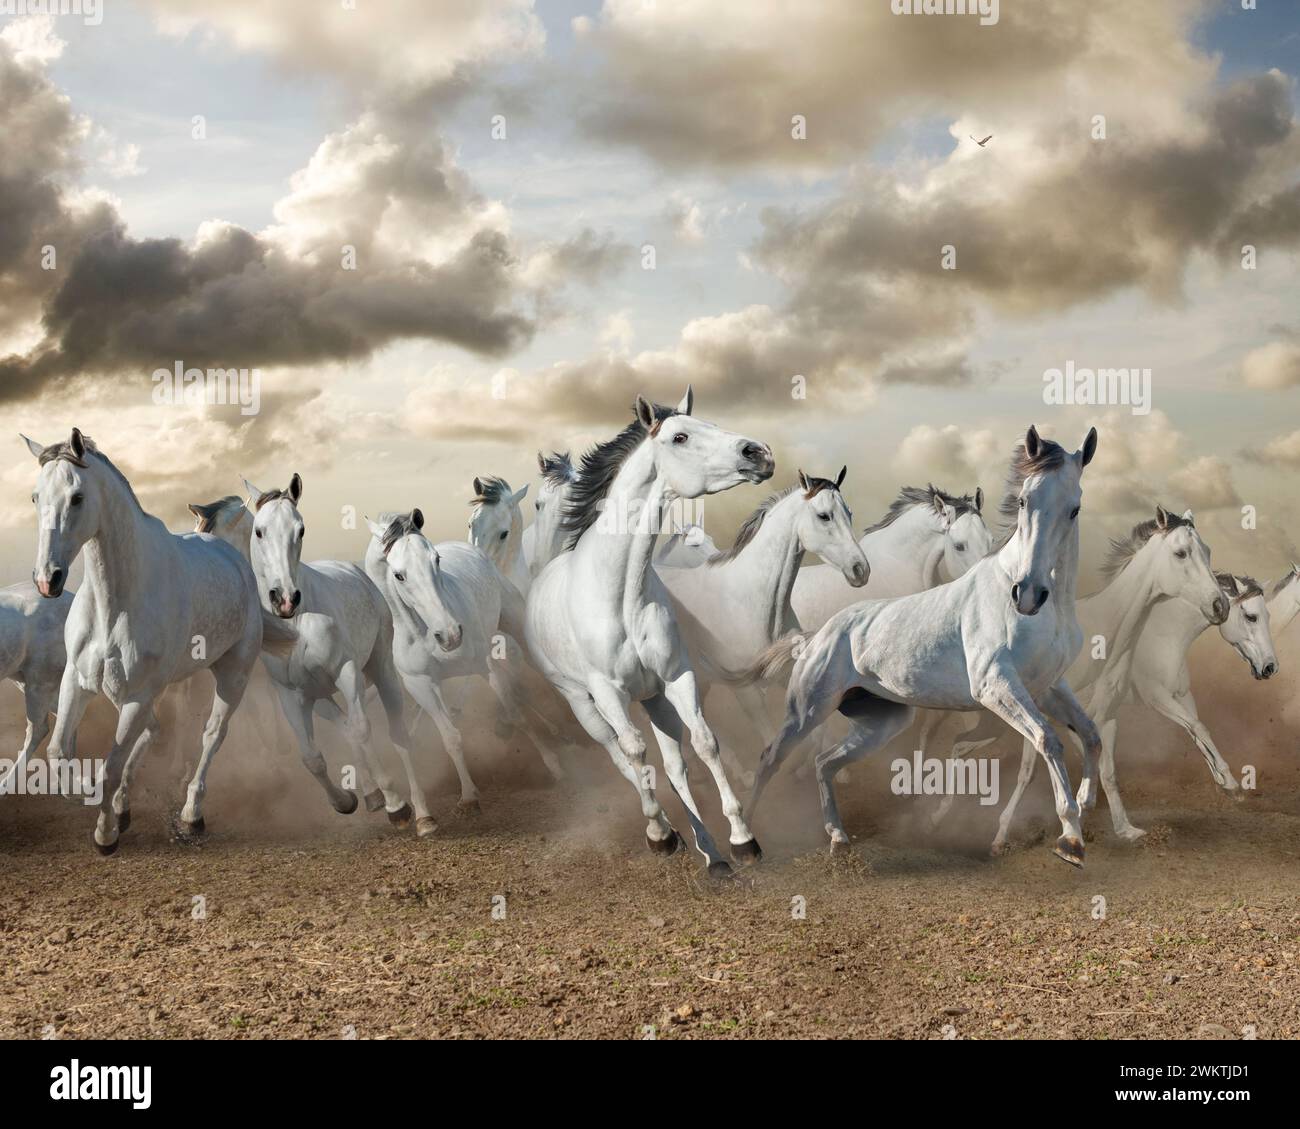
[49,568,63,589]
[1011,583,1021,603]
[1263,663,1277,678]
[741,443,760,461]
[291,590,302,608]
[1037,587,1050,610]
[269,588,280,605]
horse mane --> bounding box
[469,475,511,511]
[38,435,144,513]
[863,483,979,537]
[1217,572,1264,603]
[539,451,577,488]
[1269,568,1299,598]
[191,495,245,533]
[560,402,679,551]
[707,475,841,567]
[375,510,425,557]
[254,487,292,511]
[1099,509,1195,579]
[988,439,1070,552]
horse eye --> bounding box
[1174,549,1188,560]
[1018,497,1026,509]
[70,494,83,506]
[31,493,37,504]
[1245,613,1257,623]
[1070,507,1080,519]
[817,512,831,522]
[499,530,508,540]
[672,433,688,444]
[535,501,541,512]
[953,543,966,552]
[394,572,405,582]
[255,529,263,539]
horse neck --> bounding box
[365,540,425,638]
[1150,596,1213,654]
[1268,587,1300,635]
[1084,544,1169,660]
[578,440,663,611]
[714,495,805,640]
[863,505,944,587]
[81,463,160,612]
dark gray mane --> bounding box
[1270,568,1299,598]
[560,403,680,551]
[376,510,425,557]
[39,434,144,512]
[190,495,244,533]
[1217,572,1263,603]
[863,483,979,536]
[1100,509,1194,579]
[989,438,1070,552]
[708,476,841,567]
[539,451,577,488]
[470,475,511,510]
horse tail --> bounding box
[738,631,807,686]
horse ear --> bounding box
[20,434,44,461]
[70,427,85,460]
[365,516,388,538]
[1222,574,1240,595]
[1292,561,1299,576]
[677,385,694,416]
[836,465,847,488]
[411,508,424,530]
[1155,504,1170,530]
[1080,427,1098,467]
[241,477,262,503]
[288,473,303,504]
[472,476,485,498]
[1181,508,1194,524]
[1025,425,1041,459]
[634,395,655,430]
[974,486,984,513]
[512,484,529,505]
[536,451,546,473]
[797,469,811,492]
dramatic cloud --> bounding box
[890,423,999,490]
[1241,340,1300,390]
[1253,428,1300,468]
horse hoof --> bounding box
[647,829,680,857]
[181,817,206,839]
[731,838,762,865]
[387,802,413,829]
[457,798,482,816]
[707,860,735,881]
[116,809,131,835]
[1052,835,1084,867]
[990,840,1009,858]
[93,836,118,857]
[1116,826,1147,843]
[363,789,385,813]
[335,791,359,816]
[416,817,438,838]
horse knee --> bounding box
[690,725,718,759]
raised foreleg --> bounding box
[1140,682,1240,797]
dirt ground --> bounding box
[2,645,1299,1041]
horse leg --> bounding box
[640,693,733,875]
[337,660,410,828]
[1143,684,1239,796]
[977,667,1084,866]
[1096,715,1145,841]
[367,656,436,836]
[659,669,759,861]
[562,684,677,853]
[724,681,775,791]
[1038,680,1103,814]
[93,698,155,854]
[749,662,845,816]
[275,684,358,815]
[113,703,163,835]
[1,682,55,793]
[404,675,480,810]
[47,662,95,766]
[179,655,252,835]
[990,737,1038,856]
[815,698,914,849]
[487,660,565,782]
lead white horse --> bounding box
[526,388,775,874]
[522,451,579,579]
[791,483,990,630]
[932,506,1230,846]
[0,581,74,783]
[24,429,262,853]
[237,475,421,828]
[467,476,531,596]
[747,427,1102,865]
[364,508,569,821]
[658,469,869,781]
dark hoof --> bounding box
[416,816,438,838]
[707,860,735,881]
[387,801,413,829]
[1053,835,1085,868]
[456,798,482,816]
[116,809,131,835]
[647,829,680,857]
[93,836,118,857]
[180,816,206,840]
[731,838,762,865]
[335,791,359,815]
[363,789,385,813]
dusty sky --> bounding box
[1,0,1298,589]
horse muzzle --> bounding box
[1011,582,1049,616]
[34,568,65,599]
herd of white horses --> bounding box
[3,389,1296,876]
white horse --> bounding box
[522,451,579,579]
[791,483,990,631]
[467,476,531,596]
[933,506,1230,846]
[526,388,775,875]
[747,427,1102,866]
[364,508,569,821]
[24,429,262,853]
[0,582,74,783]
[238,475,421,828]
[654,520,719,568]
[657,469,869,780]
[1268,564,1300,635]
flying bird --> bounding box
[970,134,993,147]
